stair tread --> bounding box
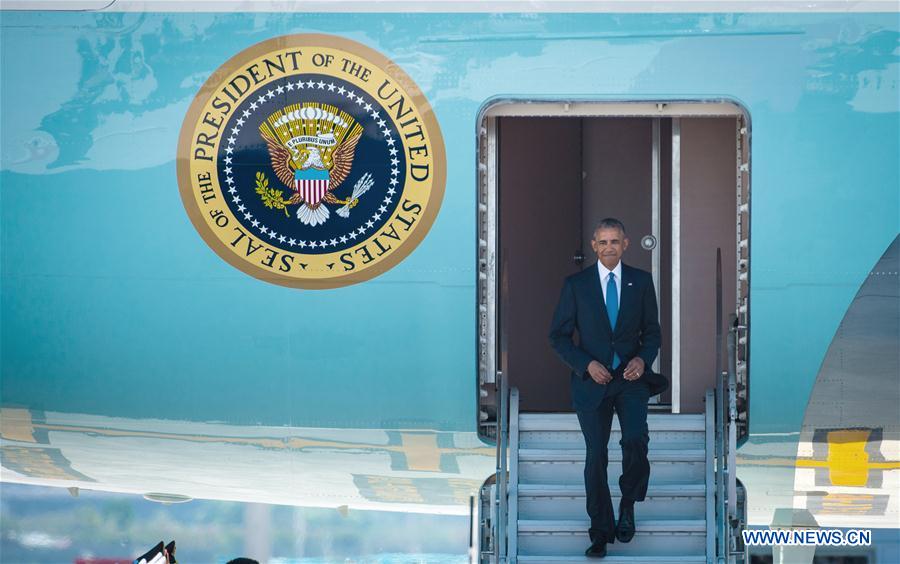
[520,439,707,449]
[518,483,706,496]
[519,447,705,461]
[519,518,706,533]
[520,413,704,432]
[517,556,706,563]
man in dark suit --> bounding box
[548,218,666,558]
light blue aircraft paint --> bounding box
[1,6,898,531]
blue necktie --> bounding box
[606,273,621,369]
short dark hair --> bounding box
[593,218,626,236]
[227,559,259,564]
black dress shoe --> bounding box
[585,541,607,558]
[616,500,636,543]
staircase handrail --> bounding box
[508,387,520,562]
[494,371,509,562]
[726,318,738,525]
[715,250,727,562]
[713,248,745,563]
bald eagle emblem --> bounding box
[257,103,374,226]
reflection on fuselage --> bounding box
[0,408,495,515]
[737,237,900,531]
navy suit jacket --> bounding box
[549,262,668,410]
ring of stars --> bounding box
[220,77,402,251]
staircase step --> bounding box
[520,431,705,449]
[519,483,705,496]
[519,414,706,450]
[517,484,706,520]
[520,433,706,446]
[519,519,706,533]
[512,413,710,559]
[519,413,705,432]
[520,447,705,461]
[519,452,706,485]
[517,519,706,557]
[518,556,706,563]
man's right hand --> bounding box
[587,360,612,385]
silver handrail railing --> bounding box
[724,317,747,562]
[481,373,519,563]
[726,320,738,526]
[712,248,746,563]
[508,387,520,562]
[716,354,728,563]
[715,249,727,562]
[705,387,716,561]
[715,322,745,563]
[495,371,509,562]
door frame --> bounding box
[476,99,751,438]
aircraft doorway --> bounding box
[477,102,750,423]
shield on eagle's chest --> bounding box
[294,167,331,207]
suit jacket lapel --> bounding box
[586,265,613,335]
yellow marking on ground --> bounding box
[0,408,37,443]
[400,432,442,472]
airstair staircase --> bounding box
[477,379,746,563]
[476,251,747,563]
[513,410,709,562]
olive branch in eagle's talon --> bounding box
[254,171,289,217]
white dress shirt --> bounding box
[597,260,622,305]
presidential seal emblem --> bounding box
[177,34,445,288]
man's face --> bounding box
[591,227,629,270]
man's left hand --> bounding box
[623,357,645,381]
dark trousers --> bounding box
[575,375,650,544]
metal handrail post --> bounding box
[734,478,749,563]
[727,322,738,525]
[508,387,520,562]
[705,388,716,562]
[497,373,509,562]
[714,248,727,562]
[488,483,497,562]
[716,370,727,562]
